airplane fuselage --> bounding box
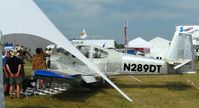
[89,50,168,75]
[52,45,169,76]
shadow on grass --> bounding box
[166,82,192,90]
[52,84,103,102]
[51,81,191,102]
[113,81,191,91]
[17,81,190,104]
[19,106,48,108]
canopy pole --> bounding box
[13,33,15,49]
[0,31,5,108]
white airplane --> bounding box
[0,0,195,103]
[33,32,195,102]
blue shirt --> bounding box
[3,56,10,67]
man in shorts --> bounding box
[6,51,23,98]
[3,51,11,95]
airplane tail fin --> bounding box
[166,31,195,74]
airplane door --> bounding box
[90,48,109,73]
[90,47,122,75]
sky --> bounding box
[34,0,199,43]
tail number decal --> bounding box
[123,63,161,73]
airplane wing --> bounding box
[32,69,97,83]
[32,69,81,79]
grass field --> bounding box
[4,61,199,108]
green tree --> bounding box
[115,41,124,49]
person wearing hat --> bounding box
[3,50,11,95]
[6,50,23,98]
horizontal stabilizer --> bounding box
[81,76,97,83]
[174,59,191,70]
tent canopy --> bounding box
[0,0,100,77]
[0,0,132,101]
[0,0,102,80]
[127,37,152,48]
[2,34,53,54]
[149,37,170,48]
[0,0,63,47]
[148,37,171,59]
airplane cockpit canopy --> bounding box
[76,45,109,59]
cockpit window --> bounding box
[93,48,108,59]
[57,47,70,56]
[77,46,91,58]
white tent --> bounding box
[0,0,132,102]
[148,37,171,59]
[127,37,152,48]
[149,37,170,47]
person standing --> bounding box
[17,49,32,81]
[6,51,23,98]
[32,48,49,89]
[45,48,53,69]
[2,51,11,95]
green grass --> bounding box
[4,61,199,108]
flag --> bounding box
[80,29,87,39]
[124,21,128,47]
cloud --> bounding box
[35,0,124,17]
[34,0,199,42]
[69,1,102,17]
[35,0,199,20]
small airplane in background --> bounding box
[33,31,195,102]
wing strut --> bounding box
[105,77,133,102]
[66,43,133,102]
[89,64,133,102]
